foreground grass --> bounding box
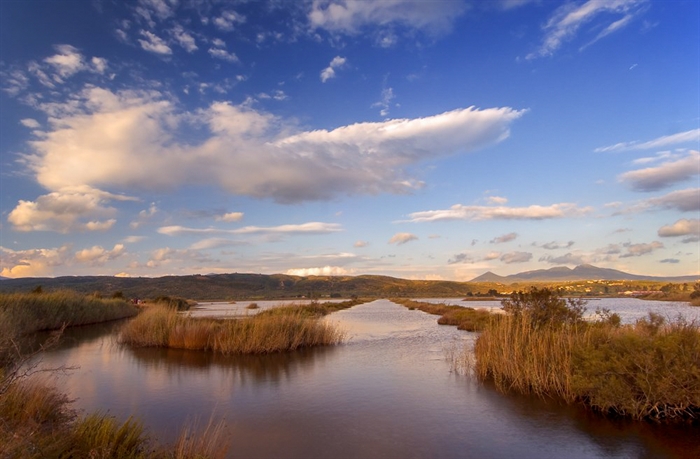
[0,290,228,458]
[474,299,700,421]
[118,301,358,354]
[0,377,228,459]
[391,298,496,331]
[0,290,139,335]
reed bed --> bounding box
[392,298,495,331]
[0,290,139,335]
[119,305,346,354]
[0,377,229,458]
[474,311,700,421]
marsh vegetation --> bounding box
[0,291,228,458]
[473,288,700,421]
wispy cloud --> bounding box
[215,212,244,222]
[159,222,342,236]
[620,241,663,258]
[501,251,532,264]
[618,151,700,192]
[388,232,418,245]
[406,202,591,223]
[490,232,518,244]
[595,129,700,152]
[308,0,467,35]
[138,30,172,54]
[527,0,647,59]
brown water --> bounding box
[37,300,699,459]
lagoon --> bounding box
[37,298,699,458]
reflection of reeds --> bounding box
[0,377,228,458]
[119,305,346,354]
[474,312,700,421]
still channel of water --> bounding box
[38,298,699,459]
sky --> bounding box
[0,0,698,281]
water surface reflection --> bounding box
[35,299,698,458]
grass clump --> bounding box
[392,299,495,331]
[0,378,229,458]
[473,287,700,422]
[119,304,347,354]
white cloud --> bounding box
[137,0,174,21]
[308,0,467,34]
[216,212,244,222]
[20,118,41,129]
[1,68,30,96]
[483,251,501,261]
[527,0,647,59]
[486,196,508,205]
[595,129,700,152]
[158,222,342,236]
[44,44,84,78]
[320,56,347,82]
[354,240,369,248]
[214,10,245,31]
[208,47,239,63]
[490,232,517,244]
[91,57,108,74]
[618,151,700,191]
[500,251,532,264]
[407,203,591,223]
[0,245,71,278]
[285,266,353,276]
[20,86,525,204]
[7,186,136,233]
[658,219,700,238]
[171,25,198,52]
[138,30,172,54]
[75,244,126,266]
[388,232,418,245]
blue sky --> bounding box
[1,0,698,280]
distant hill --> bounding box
[470,264,699,283]
[1,266,696,300]
[0,273,476,300]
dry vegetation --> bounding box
[119,299,365,354]
[391,298,496,331]
[0,290,229,458]
[0,290,139,335]
[473,288,700,421]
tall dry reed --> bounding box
[119,305,346,354]
[0,290,138,335]
[473,311,700,421]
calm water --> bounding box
[37,299,699,459]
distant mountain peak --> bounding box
[469,264,698,283]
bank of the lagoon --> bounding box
[31,299,700,459]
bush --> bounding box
[501,287,586,327]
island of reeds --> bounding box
[118,298,365,354]
[0,290,229,458]
[471,288,700,422]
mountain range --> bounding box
[470,264,698,283]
